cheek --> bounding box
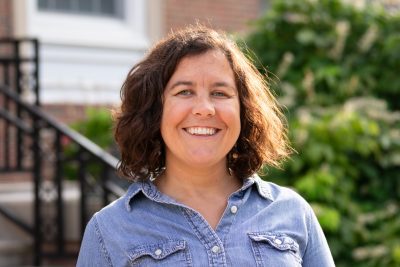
[220,102,241,132]
[160,100,186,137]
[160,104,169,138]
[162,100,179,123]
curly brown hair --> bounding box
[114,25,291,181]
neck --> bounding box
[155,159,242,201]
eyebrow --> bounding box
[168,81,194,90]
[168,80,236,91]
[213,82,236,90]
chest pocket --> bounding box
[248,232,302,267]
[128,239,192,267]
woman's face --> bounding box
[161,50,241,170]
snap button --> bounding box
[154,249,162,256]
[230,205,238,214]
[274,238,282,245]
[211,245,220,253]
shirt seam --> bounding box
[302,204,312,259]
[93,216,114,267]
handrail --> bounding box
[0,205,34,235]
[0,108,33,135]
[0,37,127,266]
[0,84,119,169]
[0,82,126,265]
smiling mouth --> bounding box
[184,127,220,136]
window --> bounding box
[13,0,151,104]
[20,0,148,49]
[38,0,123,18]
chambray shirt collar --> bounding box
[124,173,274,212]
[244,174,274,201]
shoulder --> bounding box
[255,177,313,215]
[269,181,308,204]
[83,182,149,247]
[255,177,308,204]
[90,182,144,228]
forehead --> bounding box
[171,50,234,77]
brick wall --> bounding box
[41,104,113,125]
[0,0,14,171]
[0,0,13,38]
[164,0,262,34]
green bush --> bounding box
[63,107,116,180]
[244,0,400,110]
[264,99,400,266]
[244,0,400,266]
[70,107,114,149]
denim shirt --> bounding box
[77,175,335,267]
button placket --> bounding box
[182,207,228,265]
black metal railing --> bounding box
[0,38,39,173]
[0,39,127,266]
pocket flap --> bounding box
[130,240,186,261]
[248,232,299,252]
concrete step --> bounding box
[0,182,34,267]
[0,171,31,183]
[0,181,100,241]
[0,180,102,266]
[0,240,32,267]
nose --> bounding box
[192,95,215,117]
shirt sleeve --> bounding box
[302,204,336,267]
[76,215,113,267]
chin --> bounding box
[185,155,226,168]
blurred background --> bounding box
[0,0,399,266]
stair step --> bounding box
[0,239,32,267]
[0,239,32,253]
[0,171,31,183]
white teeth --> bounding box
[186,127,217,136]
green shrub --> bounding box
[245,0,400,266]
[71,107,114,149]
[244,0,400,110]
[63,107,116,180]
[263,98,400,266]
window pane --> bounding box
[78,0,94,13]
[38,0,49,9]
[100,0,115,15]
[54,0,72,10]
[38,0,122,18]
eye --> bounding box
[212,91,228,97]
[176,89,192,96]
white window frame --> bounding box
[11,0,155,104]
[13,0,149,50]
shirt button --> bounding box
[230,205,238,214]
[211,245,220,253]
[154,249,162,256]
[274,239,282,245]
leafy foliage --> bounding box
[244,0,400,266]
[244,0,400,110]
[63,107,116,180]
[71,107,114,149]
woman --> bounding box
[77,26,335,266]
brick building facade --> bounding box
[164,0,262,34]
[0,0,12,37]
[0,0,264,123]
